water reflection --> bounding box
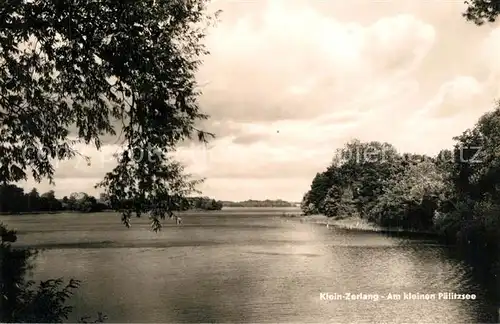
[1,211,498,323]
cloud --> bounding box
[19,177,105,198]
[180,139,334,180]
[363,14,436,75]
[232,133,269,145]
[401,76,493,155]
[420,76,485,119]
[195,177,312,202]
[197,3,436,123]
[481,28,500,74]
[41,143,122,181]
[478,27,500,98]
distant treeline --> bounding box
[185,197,223,210]
[0,183,298,214]
[0,184,223,214]
[0,185,109,213]
[221,199,297,207]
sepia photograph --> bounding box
[1,0,500,323]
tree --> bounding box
[303,140,405,218]
[0,184,26,213]
[0,223,105,323]
[463,0,500,25]
[61,195,72,210]
[368,159,445,230]
[41,190,55,200]
[208,199,223,210]
[78,195,97,213]
[0,0,220,231]
[61,192,104,213]
[40,190,62,211]
[460,2,500,245]
[306,172,334,214]
[1,2,220,321]
[322,185,357,218]
[435,105,500,245]
[300,191,317,215]
[27,188,40,211]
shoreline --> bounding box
[0,210,116,216]
[0,206,297,216]
[285,213,441,239]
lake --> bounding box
[1,207,498,323]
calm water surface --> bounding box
[2,208,498,323]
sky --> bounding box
[18,0,500,202]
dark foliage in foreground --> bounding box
[0,224,105,323]
[0,0,219,231]
[0,0,218,322]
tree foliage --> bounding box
[0,0,219,231]
[463,0,500,25]
[187,196,223,210]
[302,140,405,218]
[0,185,63,213]
[368,159,445,230]
[0,183,225,215]
[301,104,500,245]
[0,223,105,323]
[0,1,219,322]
